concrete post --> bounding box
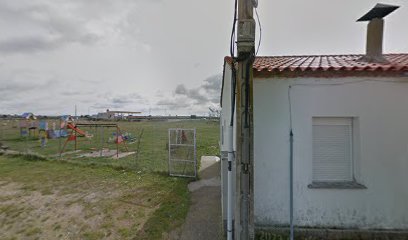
[235,0,256,239]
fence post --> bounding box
[59,118,62,159]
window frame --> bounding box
[309,117,366,189]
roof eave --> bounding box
[253,69,408,78]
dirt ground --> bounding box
[167,156,223,240]
[77,149,135,159]
[0,181,153,240]
[0,156,190,240]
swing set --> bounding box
[60,123,128,158]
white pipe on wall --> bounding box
[227,125,234,240]
[289,130,294,240]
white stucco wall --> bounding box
[253,76,408,229]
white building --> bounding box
[220,5,408,239]
[96,109,141,120]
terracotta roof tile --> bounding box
[253,54,408,73]
[225,54,408,77]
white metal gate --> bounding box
[168,128,197,178]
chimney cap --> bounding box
[357,3,400,22]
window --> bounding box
[309,117,366,189]
[312,117,353,182]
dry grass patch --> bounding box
[0,155,190,240]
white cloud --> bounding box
[1,0,407,116]
[155,74,222,115]
[0,0,158,55]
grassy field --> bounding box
[0,119,220,173]
[0,119,220,240]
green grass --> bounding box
[0,155,192,239]
[0,119,219,239]
[1,119,220,173]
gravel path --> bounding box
[169,156,222,240]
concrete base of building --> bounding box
[255,226,408,240]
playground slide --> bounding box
[66,123,86,136]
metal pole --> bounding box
[25,130,28,154]
[59,118,62,159]
[24,120,29,154]
[194,129,197,178]
[116,126,119,158]
[100,126,104,157]
[168,129,171,175]
[290,130,294,240]
[227,125,234,240]
[95,125,98,152]
[0,120,3,142]
[74,126,77,151]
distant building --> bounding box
[96,109,141,120]
[21,112,36,120]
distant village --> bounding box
[0,109,218,121]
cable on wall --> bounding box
[230,0,238,58]
[229,0,238,127]
[255,8,262,56]
[230,66,237,126]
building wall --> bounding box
[253,76,408,229]
[96,111,115,120]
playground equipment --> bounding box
[21,112,36,119]
[60,122,129,158]
[39,120,48,147]
[19,112,38,137]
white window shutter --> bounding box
[312,117,353,182]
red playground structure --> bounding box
[61,122,128,157]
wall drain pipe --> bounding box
[227,60,237,240]
[227,125,234,240]
[289,129,294,240]
[288,85,294,240]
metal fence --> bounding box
[168,128,197,178]
[1,118,216,174]
[0,118,146,169]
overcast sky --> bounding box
[0,0,407,116]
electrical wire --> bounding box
[244,53,255,128]
[255,8,262,56]
[230,66,237,127]
[230,0,238,58]
[229,0,238,127]
[229,0,260,126]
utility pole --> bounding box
[235,0,256,239]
